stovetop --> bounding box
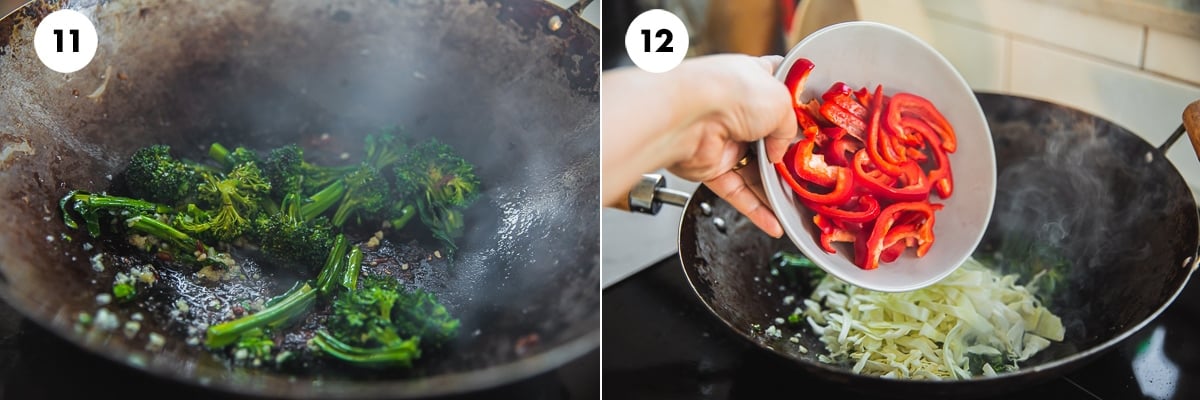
[602,254,1200,399]
[0,302,597,400]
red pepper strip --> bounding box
[864,85,908,176]
[802,99,830,126]
[823,82,870,121]
[776,161,855,205]
[815,213,867,232]
[934,165,953,198]
[905,147,928,162]
[794,107,819,131]
[854,86,872,108]
[784,58,816,109]
[880,241,907,263]
[913,121,954,198]
[855,156,899,186]
[820,101,866,140]
[825,135,861,167]
[861,202,936,270]
[802,195,881,223]
[821,82,853,102]
[813,214,837,234]
[887,92,957,153]
[882,223,925,259]
[820,226,857,254]
[817,126,847,145]
[893,116,934,147]
[790,134,838,187]
[853,150,930,202]
[888,134,909,164]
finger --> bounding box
[757,55,784,73]
[768,125,796,163]
[704,170,784,238]
[762,98,799,163]
[734,163,771,211]
[756,56,799,163]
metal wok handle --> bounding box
[618,174,691,215]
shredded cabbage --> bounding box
[799,257,1065,379]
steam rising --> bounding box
[983,98,1194,355]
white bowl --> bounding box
[758,21,996,292]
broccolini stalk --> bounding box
[208,143,260,171]
[311,330,421,368]
[342,246,363,291]
[300,180,346,222]
[329,166,388,227]
[386,204,417,230]
[315,234,350,295]
[59,191,172,237]
[207,235,363,349]
[125,215,205,255]
[205,282,317,349]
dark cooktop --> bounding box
[602,254,1200,399]
[0,302,597,400]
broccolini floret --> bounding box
[248,193,335,271]
[314,275,459,367]
[262,144,356,198]
[393,138,481,250]
[177,162,271,242]
[123,145,208,205]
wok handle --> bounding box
[1186,100,1200,162]
[616,174,691,215]
[568,0,595,16]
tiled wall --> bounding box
[855,0,1200,197]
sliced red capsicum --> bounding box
[852,150,930,202]
[820,101,866,140]
[789,132,839,187]
[821,227,857,254]
[794,107,820,131]
[886,92,957,153]
[911,119,954,198]
[813,214,860,254]
[775,160,854,206]
[860,202,936,270]
[865,85,908,176]
[824,134,861,167]
[801,195,881,223]
[784,58,816,109]
[880,220,935,259]
[822,82,869,121]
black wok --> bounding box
[0,0,598,398]
[678,93,1199,397]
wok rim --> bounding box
[678,91,1200,386]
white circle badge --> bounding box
[624,9,689,73]
[34,10,99,74]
